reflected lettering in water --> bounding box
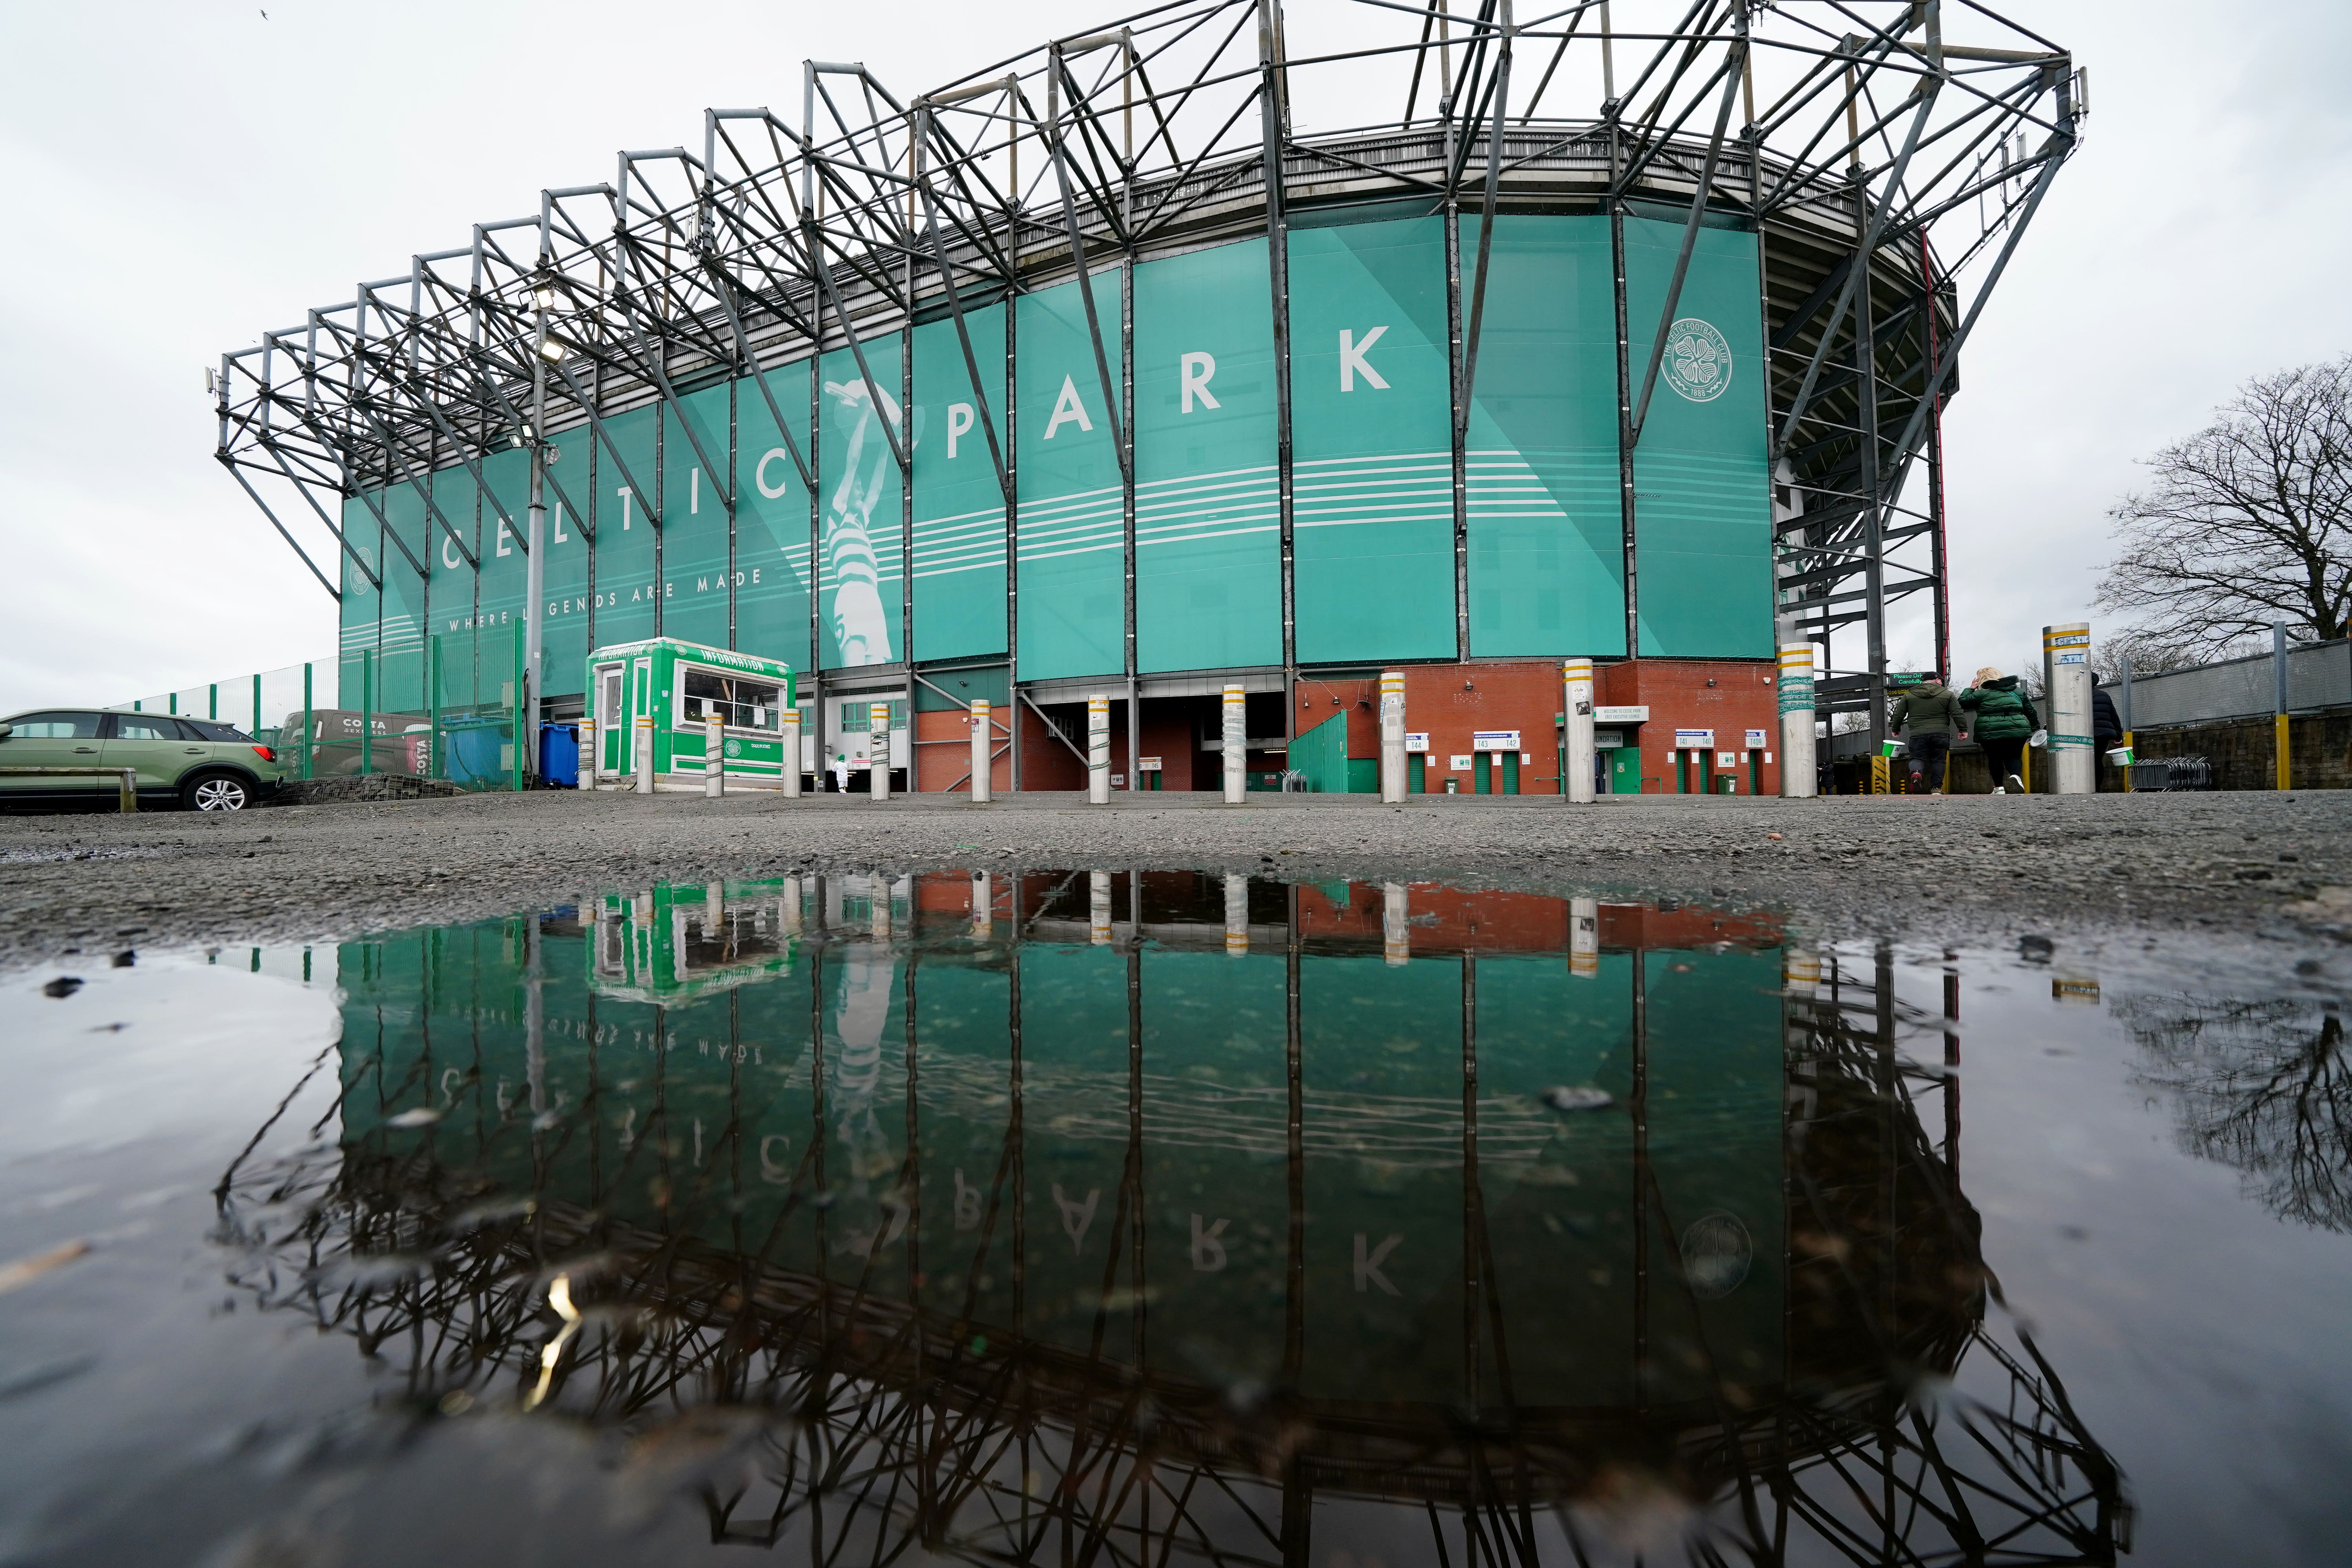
[215,874,2130,1564]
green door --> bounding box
[1501,752,1521,794]
[104,713,200,798]
[597,665,624,777]
[1473,753,1492,794]
[0,710,107,799]
[1608,748,1642,793]
[1408,754,1425,793]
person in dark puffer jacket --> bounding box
[1889,674,1967,794]
[1959,667,2039,793]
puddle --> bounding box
[1,872,2348,1565]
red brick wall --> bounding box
[1139,707,1197,791]
[912,708,1014,793]
[1294,880,1785,952]
[1396,661,1567,793]
[1016,703,1087,791]
[1596,658,1779,795]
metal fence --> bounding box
[115,662,329,754]
[2125,640,2352,729]
[111,633,533,791]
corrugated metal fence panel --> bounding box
[2130,641,2350,727]
[2290,641,2352,711]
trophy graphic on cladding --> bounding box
[821,374,912,666]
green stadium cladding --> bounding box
[332,209,1776,791]
[230,2,2078,789]
[338,211,1768,669]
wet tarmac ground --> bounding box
[2,869,2349,1565]
[2,786,2349,971]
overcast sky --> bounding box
[2,0,2345,715]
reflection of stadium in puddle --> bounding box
[221,873,2127,1564]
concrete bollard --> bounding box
[782,876,804,936]
[2042,622,2094,795]
[705,712,725,797]
[1784,948,1821,999]
[1778,643,1818,799]
[1383,882,1409,967]
[970,699,992,803]
[870,872,893,940]
[1225,873,1249,956]
[634,712,655,794]
[870,702,893,800]
[1562,658,1597,804]
[1091,870,1113,945]
[780,710,802,797]
[971,870,993,940]
[1087,695,1111,804]
[706,882,725,935]
[579,717,597,789]
[1222,684,1246,804]
[1570,896,1599,977]
[1377,671,1408,802]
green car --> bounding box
[0,708,288,811]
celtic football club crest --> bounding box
[1662,317,1731,403]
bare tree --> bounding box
[2122,992,2352,1233]
[2089,630,2209,685]
[2097,356,2352,656]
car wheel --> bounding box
[185,772,252,812]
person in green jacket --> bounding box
[1889,674,1967,793]
[1958,667,2040,793]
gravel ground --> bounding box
[3,786,2350,969]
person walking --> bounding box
[1960,667,2039,794]
[1889,673,1966,794]
[2092,680,2124,791]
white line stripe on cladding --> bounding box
[1015,498,1125,527]
[1134,524,1279,550]
[1134,507,1283,538]
[1014,482,1123,510]
[1294,484,1452,499]
[1289,517,1449,536]
[1134,497,1282,528]
[1015,541,1125,563]
[1292,474,1454,494]
[1010,518,1123,548]
[913,544,1009,569]
[1294,450,1452,469]
[910,561,1010,581]
[913,519,1007,545]
[1132,490,1278,519]
[1132,474,1278,505]
[1292,498,1463,520]
[1133,462,1278,490]
[911,503,1009,526]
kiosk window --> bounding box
[682,669,783,731]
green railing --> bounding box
[114,623,531,791]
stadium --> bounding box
[215,0,2079,794]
